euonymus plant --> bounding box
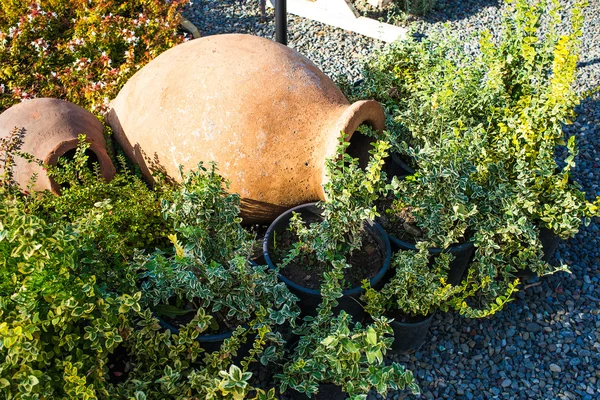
[276,136,419,399]
[348,0,599,318]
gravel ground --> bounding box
[184,1,600,398]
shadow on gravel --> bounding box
[577,58,600,69]
[562,94,600,201]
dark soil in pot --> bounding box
[263,203,391,321]
[271,213,383,291]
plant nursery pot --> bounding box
[539,227,560,263]
[288,384,347,400]
[0,98,115,193]
[158,318,254,361]
[388,235,474,286]
[388,152,416,178]
[515,227,561,280]
[106,34,386,224]
[263,203,391,321]
[387,311,435,354]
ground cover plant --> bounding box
[0,0,188,114]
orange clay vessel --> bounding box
[106,34,385,223]
[0,98,115,193]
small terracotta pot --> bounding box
[106,34,386,223]
[0,98,115,193]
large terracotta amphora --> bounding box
[0,98,115,193]
[106,34,385,223]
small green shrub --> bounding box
[274,137,418,399]
[0,0,188,114]
[277,312,419,399]
[24,136,173,294]
[279,135,389,294]
[362,247,460,318]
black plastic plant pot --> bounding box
[539,227,560,263]
[263,203,391,322]
[158,319,254,361]
[288,384,347,400]
[388,152,416,179]
[388,311,435,354]
[516,227,561,280]
[388,235,474,286]
[159,318,233,353]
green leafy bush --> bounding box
[279,135,389,296]
[277,312,419,399]
[0,0,188,113]
[118,163,300,398]
[25,136,173,294]
[1,137,298,399]
[0,195,141,399]
[348,0,599,318]
[362,247,460,318]
[274,138,418,399]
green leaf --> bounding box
[366,327,377,346]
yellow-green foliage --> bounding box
[0,197,141,399]
[362,248,463,317]
[0,0,188,114]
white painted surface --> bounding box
[268,0,406,43]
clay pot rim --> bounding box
[45,137,116,194]
[320,99,386,200]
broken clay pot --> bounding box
[0,98,115,193]
[106,33,385,223]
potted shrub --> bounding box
[23,135,174,294]
[362,247,469,353]
[349,0,599,318]
[128,162,300,368]
[263,136,392,320]
[0,132,144,398]
[275,253,420,399]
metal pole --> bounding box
[275,0,287,45]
